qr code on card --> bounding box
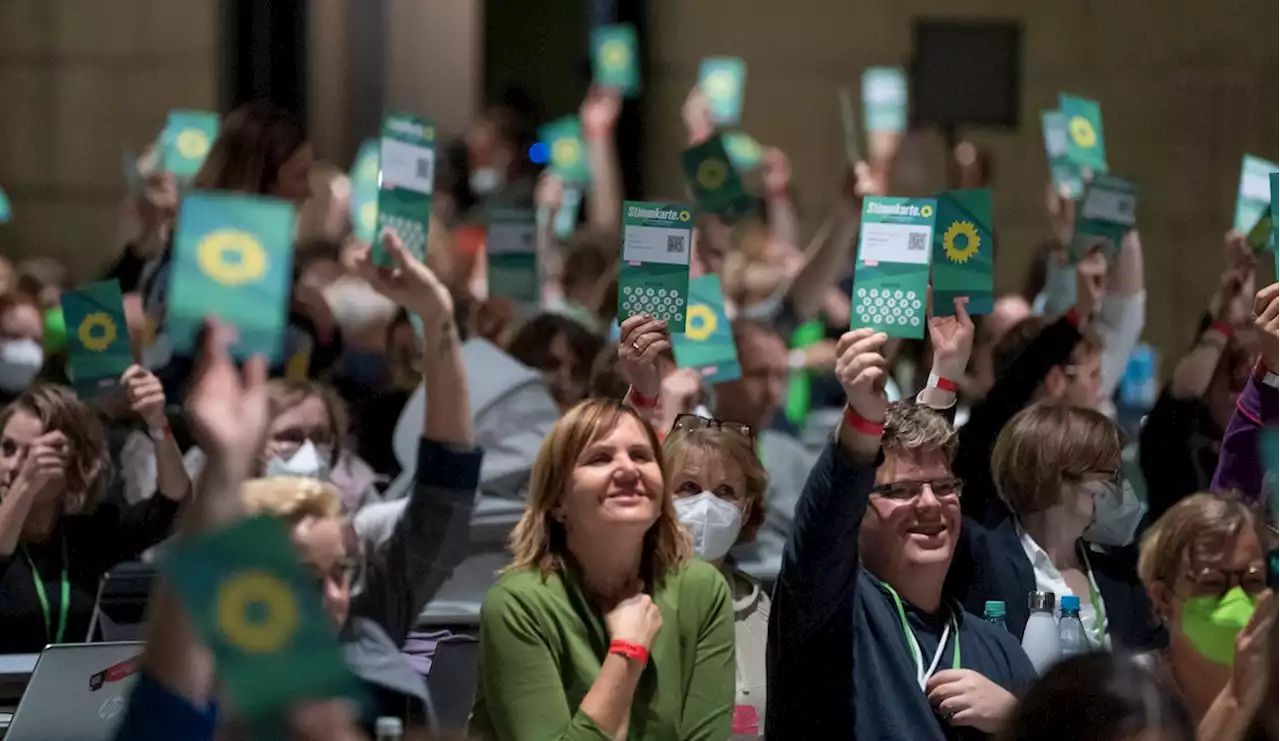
[416,157,433,181]
[667,234,686,253]
[908,232,927,251]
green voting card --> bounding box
[1072,173,1136,263]
[619,201,693,333]
[0,187,9,223]
[161,109,220,180]
[61,280,133,397]
[487,207,539,311]
[682,134,757,223]
[671,275,741,384]
[540,117,592,185]
[1235,155,1277,253]
[932,189,994,317]
[723,131,764,172]
[1272,173,1279,273]
[592,24,640,97]
[1041,110,1085,199]
[350,139,379,245]
[861,67,908,135]
[169,192,295,363]
[374,113,435,267]
[1059,94,1107,173]
[839,87,862,166]
[164,516,360,722]
[555,187,583,240]
[699,57,746,126]
[850,197,935,339]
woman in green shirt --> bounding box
[468,398,736,741]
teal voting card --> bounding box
[1235,155,1277,253]
[699,57,746,126]
[350,138,380,245]
[671,275,741,385]
[1059,94,1107,173]
[1041,110,1085,199]
[487,207,539,311]
[592,24,640,97]
[1272,172,1279,273]
[61,280,133,397]
[862,67,908,135]
[723,131,764,172]
[839,87,861,166]
[851,197,935,339]
[161,109,220,180]
[932,189,994,317]
[619,202,693,333]
[1073,174,1136,263]
[168,192,295,363]
[682,134,757,223]
[555,187,583,240]
[540,117,592,185]
[0,186,9,223]
[374,113,435,267]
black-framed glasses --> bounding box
[670,414,754,441]
[1185,565,1268,598]
[870,477,964,502]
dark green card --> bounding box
[681,135,757,223]
[932,189,994,316]
[1059,94,1107,174]
[670,275,741,384]
[60,280,133,397]
[1072,174,1136,263]
[0,186,10,223]
[163,516,360,722]
[374,113,436,267]
[591,24,640,97]
[168,192,296,363]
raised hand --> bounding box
[1045,182,1076,249]
[184,319,269,467]
[762,148,792,197]
[347,230,453,324]
[11,431,68,505]
[535,171,566,219]
[138,171,178,246]
[1073,248,1108,322]
[681,87,713,146]
[580,85,622,139]
[1254,282,1279,374]
[121,364,168,430]
[616,315,671,399]
[835,328,889,425]
[928,297,975,381]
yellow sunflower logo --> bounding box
[943,221,981,264]
[697,159,728,191]
[1069,116,1096,149]
[552,138,581,167]
[216,570,299,654]
[678,210,692,222]
[704,71,735,101]
[601,40,630,68]
[197,230,268,287]
[78,313,117,352]
[360,202,377,233]
[685,304,717,341]
[919,205,934,219]
[176,129,211,160]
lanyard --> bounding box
[1078,546,1110,649]
[21,535,70,644]
[882,582,960,690]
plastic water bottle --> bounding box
[1058,594,1091,659]
[1021,591,1062,674]
[375,716,404,741]
[983,600,1007,631]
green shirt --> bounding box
[468,559,736,741]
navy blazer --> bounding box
[946,510,1167,651]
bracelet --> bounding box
[788,348,808,371]
[627,387,659,409]
[843,405,885,437]
[147,424,171,442]
[608,639,649,665]
[1256,362,1279,388]
[1064,307,1084,327]
[928,373,958,392]
[1208,320,1234,340]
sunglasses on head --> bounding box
[670,414,754,441]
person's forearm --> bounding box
[1197,683,1252,741]
[576,654,643,739]
[788,210,856,321]
[0,481,37,557]
[419,315,474,448]
[536,208,564,309]
[153,434,192,502]
[1168,326,1229,398]
[585,136,622,235]
[1111,230,1144,296]
[766,192,800,257]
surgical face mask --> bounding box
[675,491,743,562]
[264,441,333,481]
[1084,479,1146,547]
[1180,587,1255,667]
[0,339,44,393]
[468,167,504,196]
[323,277,397,334]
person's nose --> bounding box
[913,484,943,512]
[611,455,640,483]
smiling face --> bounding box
[859,448,962,577]
[554,413,664,537]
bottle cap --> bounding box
[983,600,1006,617]
[1060,594,1081,611]
[375,717,404,737]
[1027,590,1056,613]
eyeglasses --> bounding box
[1184,565,1268,598]
[870,478,964,502]
[670,414,754,441]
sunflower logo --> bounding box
[697,159,729,191]
[678,210,692,222]
[197,230,268,287]
[216,570,299,654]
[919,205,934,219]
[685,304,717,341]
[552,138,581,167]
[601,40,630,69]
[1069,116,1096,149]
[176,129,211,160]
[704,71,735,101]
[78,313,117,352]
[943,221,981,264]
[360,202,377,234]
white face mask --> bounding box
[675,491,743,562]
[323,277,397,334]
[264,441,333,481]
[0,339,43,393]
[1084,479,1146,547]
[468,167,504,196]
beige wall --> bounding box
[644,0,1279,365]
[384,0,483,139]
[0,0,219,278]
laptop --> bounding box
[5,642,143,741]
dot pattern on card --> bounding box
[380,213,427,258]
[621,286,685,323]
[854,287,923,328]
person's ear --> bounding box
[550,506,566,524]
[1043,365,1068,399]
[1147,580,1174,625]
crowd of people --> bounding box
[0,52,1274,741]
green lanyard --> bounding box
[1078,546,1110,648]
[882,582,960,690]
[21,535,70,644]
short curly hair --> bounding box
[0,384,111,514]
[881,401,959,462]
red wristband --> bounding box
[766,187,790,202]
[928,373,958,392]
[1208,320,1234,340]
[843,405,885,437]
[628,387,659,409]
[609,639,649,665]
[1064,307,1083,327]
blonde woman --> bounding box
[468,398,736,741]
[664,416,770,739]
